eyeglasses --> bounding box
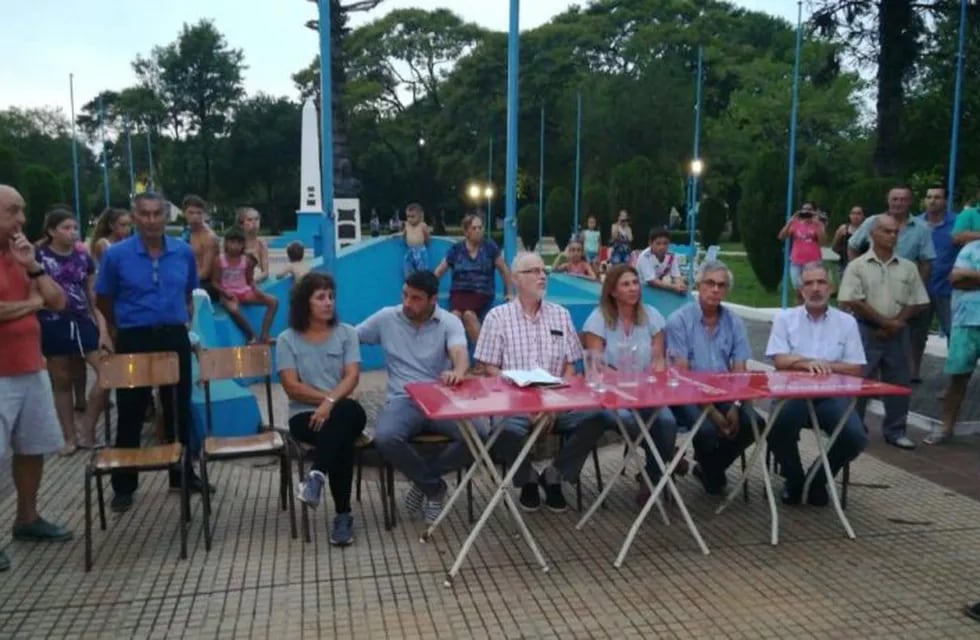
[700,279,729,289]
[517,267,547,276]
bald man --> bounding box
[0,185,72,572]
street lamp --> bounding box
[690,158,704,177]
[467,182,482,202]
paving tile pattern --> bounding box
[1,372,979,638]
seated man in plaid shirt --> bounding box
[475,252,613,512]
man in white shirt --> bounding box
[475,252,611,513]
[635,228,686,293]
[765,262,869,506]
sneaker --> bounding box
[692,463,727,496]
[111,493,133,513]
[886,435,916,450]
[0,549,9,572]
[404,484,425,520]
[965,602,980,623]
[297,470,325,508]
[12,518,73,542]
[519,483,541,512]
[329,512,354,547]
[423,484,447,525]
[539,475,568,513]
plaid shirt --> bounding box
[475,300,582,376]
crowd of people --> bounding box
[1,182,978,623]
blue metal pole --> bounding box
[145,128,154,191]
[503,0,520,263]
[538,105,545,247]
[68,73,81,223]
[687,46,704,286]
[98,95,110,208]
[317,0,336,270]
[487,136,493,229]
[124,115,135,197]
[573,91,583,236]
[781,1,804,309]
[946,0,968,214]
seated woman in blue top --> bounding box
[582,264,678,502]
[434,213,513,344]
[276,272,367,547]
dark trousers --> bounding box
[672,403,758,474]
[289,398,367,514]
[111,325,193,496]
[857,324,911,441]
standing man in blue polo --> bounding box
[357,270,480,524]
[909,185,956,380]
[95,192,204,513]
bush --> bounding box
[582,180,610,234]
[20,164,66,242]
[738,151,788,292]
[517,204,540,251]
[697,196,728,247]
[832,177,893,229]
[545,186,574,249]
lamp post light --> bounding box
[466,181,494,219]
[687,158,705,286]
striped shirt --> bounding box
[475,300,582,376]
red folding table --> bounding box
[405,376,601,585]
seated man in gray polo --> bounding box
[475,251,612,513]
[357,270,482,524]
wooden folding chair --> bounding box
[85,351,187,571]
[197,345,297,550]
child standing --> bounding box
[401,202,431,277]
[213,227,279,343]
[609,210,633,265]
[583,215,601,270]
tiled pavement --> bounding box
[1,371,979,638]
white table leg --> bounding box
[420,418,483,539]
[803,398,857,540]
[615,407,711,567]
[442,418,552,585]
[716,400,784,546]
[576,410,668,530]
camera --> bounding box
[797,210,813,218]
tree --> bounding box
[20,165,66,241]
[738,151,787,291]
[517,204,540,251]
[698,196,728,247]
[545,186,574,248]
[608,156,679,238]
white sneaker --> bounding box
[404,484,425,520]
[888,435,916,450]
[423,483,447,525]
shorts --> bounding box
[944,325,980,375]
[0,371,64,457]
[229,288,257,302]
[404,245,429,277]
[449,290,495,319]
[586,250,598,263]
[40,315,98,357]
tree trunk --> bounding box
[873,0,914,177]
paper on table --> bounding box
[501,368,567,388]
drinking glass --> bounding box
[615,342,640,387]
[584,349,606,391]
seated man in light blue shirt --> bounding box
[357,271,482,524]
[665,260,760,495]
[765,262,868,506]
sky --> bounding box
[0,0,798,113]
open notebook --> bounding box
[501,368,567,388]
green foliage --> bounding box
[20,165,66,242]
[0,145,19,185]
[608,156,679,241]
[832,178,893,228]
[517,204,540,251]
[582,180,609,232]
[545,186,574,249]
[697,196,728,247]
[738,151,787,292]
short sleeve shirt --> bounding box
[665,302,751,373]
[37,245,95,320]
[951,240,980,328]
[445,239,500,296]
[635,249,680,283]
[838,250,930,318]
[848,214,936,263]
[582,304,666,369]
[788,219,824,265]
[276,323,361,417]
[474,301,582,376]
[765,306,866,365]
[916,212,957,297]
[0,252,43,375]
[953,207,980,235]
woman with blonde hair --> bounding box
[582,263,678,501]
[89,207,132,265]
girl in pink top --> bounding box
[212,227,280,343]
[777,202,826,295]
[553,237,598,280]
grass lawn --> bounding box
[724,254,784,308]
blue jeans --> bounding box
[493,411,613,486]
[602,407,677,481]
[671,402,759,477]
[374,396,488,498]
[767,397,868,483]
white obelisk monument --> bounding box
[295,98,324,251]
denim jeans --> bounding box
[671,402,758,477]
[602,407,677,481]
[767,397,868,483]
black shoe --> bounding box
[806,481,829,507]
[539,475,568,513]
[780,476,803,506]
[169,469,215,494]
[111,493,133,513]
[692,463,727,496]
[519,483,541,512]
[965,602,980,623]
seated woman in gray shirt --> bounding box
[276,272,366,547]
